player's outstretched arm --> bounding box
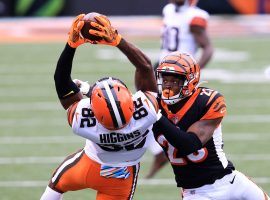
[54,14,87,110]
[89,15,157,92]
[117,39,157,92]
[54,44,83,110]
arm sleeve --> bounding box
[152,116,202,156]
[54,43,80,99]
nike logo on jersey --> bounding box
[63,90,74,98]
[230,175,236,184]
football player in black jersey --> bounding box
[152,52,269,199]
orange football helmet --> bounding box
[90,77,134,130]
[156,52,200,104]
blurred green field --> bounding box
[0,36,270,199]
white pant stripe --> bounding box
[51,150,84,183]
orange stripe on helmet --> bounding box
[91,78,134,130]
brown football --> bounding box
[80,12,102,41]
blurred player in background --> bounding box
[152,51,269,199]
[40,13,159,200]
[146,0,214,179]
[159,0,213,68]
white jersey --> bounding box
[69,91,158,167]
[160,3,209,61]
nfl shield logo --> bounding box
[168,114,179,124]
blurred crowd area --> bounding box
[1,15,270,43]
[0,0,270,17]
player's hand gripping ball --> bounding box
[80,12,103,41]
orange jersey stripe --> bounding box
[161,89,201,124]
[144,91,159,113]
[67,101,79,127]
[190,17,207,28]
[201,96,226,120]
[206,91,218,106]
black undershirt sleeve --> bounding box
[54,43,80,99]
[152,116,203,156]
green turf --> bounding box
[0,36,270,199]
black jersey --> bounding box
[154,87,235,189]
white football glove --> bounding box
[73,79,90,96]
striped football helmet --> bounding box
[90,77,134,130]
[156,52,200,105]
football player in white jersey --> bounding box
[146,0,214,179]
[152,51,269,200]
[159,0,213,69]
[40,14,159,200]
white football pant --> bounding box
[182,170,269,200]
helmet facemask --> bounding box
[157,72,192,105]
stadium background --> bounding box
[1,0,270,16]
[0,0,270,199]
